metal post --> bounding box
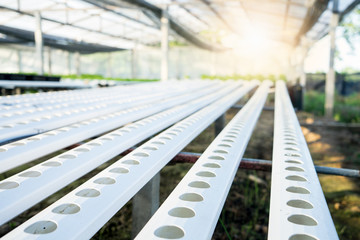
[34,11,44,75]
[67,51,71,75]
[132,173,160,238]
[17,50,22,73]
[215,113,225,136]
[48,48,52,75]
[325,0,339,119]
[131,49,136,79]
[107,52,113,78]
[75,52,81,76]
[161,8,169,82]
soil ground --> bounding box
[0,94,359,239]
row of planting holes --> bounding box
[0,101,146,152]
[0,104,106,130]
[0,107,185,191]
[0,113,154,190]
[153,121,245,239]
[20,114,193,235]
[0,119,98,153]
[282,113,318,240]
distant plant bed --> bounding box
[304,91,360,123]
[61,74,159,82]
[201,74,287,82]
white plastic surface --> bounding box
[268,81,338,240]
[0,83,224,173]
[0,81,215,142]
[2,81,257,239]
[135,81,271,240]
[0,82,244,225]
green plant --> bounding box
[304,91,325,116]
[304,91,360,123]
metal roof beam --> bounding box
[82,0,159,30]
[199,0,234,31]
[0,25,123,54]
[119,0,226,51]
[0,6,149,46]
[294,0,329,46]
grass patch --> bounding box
[304,91,360,123]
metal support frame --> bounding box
[136,81,271,239]
[215,113,225,136]
[67,51,71,75]
[161,8,169,82]
[34,11,44,75]
[132,173,160,238]
[268,81,338,239]
[131,48,136,79]
[2,82,256,239]
[325,0,339,119]
[47,47,52,75]
[17,49,22,72]
[75,51,81,76]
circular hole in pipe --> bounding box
[287,214,318,226]
[42,161,61,167]
[109,167,129,174]
[213,149,228,154]
[188,181,210,189]
[179,193,204,202]
[19,171,41,178]
[94,177,116,185]
[74,148,90,152]
[168,207,195,218]
[196,171,216,177]
[0,181,19,189]
[287,200,314,209]
[24,221,57,234]
[75,188,100,198]
[289,234,318,240]
[285,167,305,172]
[122,159,140,165]
[154,225,184,239]
[286,186,310,194]
[208,155,225,161]
[52,203,80,214]
[59,154,76,159]
[285,160,303,164]
[203,163,221,168]
[286,175,307,182]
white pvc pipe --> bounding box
[135,81,271,240]
[0,82,243,226]
[0,82,216,143]
[2,81,257,239]
[268,81,338,239]
[0,83,226,173]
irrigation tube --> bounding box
[0,81,204,121]
[136,81,272,240]
[0,83,226,173]
[2,81,257,239]
[0,81,162,107]
[0,81,216,143]
[0,81,249,226]
[268,81,338,240]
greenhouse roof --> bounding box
[0,0,358,53]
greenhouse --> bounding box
[0,0,359,239]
